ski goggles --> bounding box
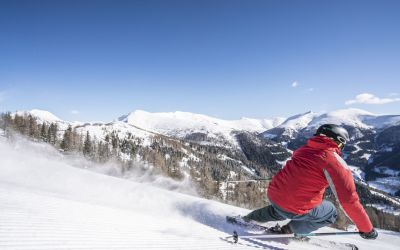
[336,136,347,145]
[336,136,347,150]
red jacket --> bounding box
[267,135,373,232]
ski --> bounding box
[225,233,359,250]
[226,215,269,232]
[225,215,359,250]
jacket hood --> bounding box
[307,135,342,155]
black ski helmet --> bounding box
[314,124,350,148]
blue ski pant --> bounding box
[245,200,337,234]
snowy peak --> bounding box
[29,109,62,122]
[240,116,286,131]
[262,108,400,141]
[14,109,62,123]
[277,111,319,131]
[119,110,283,137]
[309,108,377,129]
[310,108,400,129]
[273,108,400,133]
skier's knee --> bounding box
[326,207,337,224]
[322,200,337,223]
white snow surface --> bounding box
[1,138,399,250]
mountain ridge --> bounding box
[20,108,400,132]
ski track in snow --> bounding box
[1,139,400,250]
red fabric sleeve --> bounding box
[324,152,373,233]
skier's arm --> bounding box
[323,153,373,233]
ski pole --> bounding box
[225,178,272,183]
[296,231,360,237]
[227,231,359,239]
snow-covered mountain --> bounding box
[309,109,400,129]
[28,109,62,122]
[263,108,400,140]
[1,138,399,250]
[13,109,285,147]
[119,110,285,145]
[18,108,400,148]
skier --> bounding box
[242,124,378,240]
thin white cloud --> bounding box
[70,110,80,115]
[389,92,399,97]
[308,88,314,92]
[345,93,400,105]
[292,81,299,87]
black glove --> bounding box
[359,228,378,239]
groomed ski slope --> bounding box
[1,138,399,250]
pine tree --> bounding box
[111,132,119,149]
[83,131,92,157]
[40,122,48,141]
[47,123,58,145]
[28,115,39,138]
[0,112,12,137]
[13,114,24,134]
[71,128,80,151]
[61,125,73,151]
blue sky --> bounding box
[1,0,399,121]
